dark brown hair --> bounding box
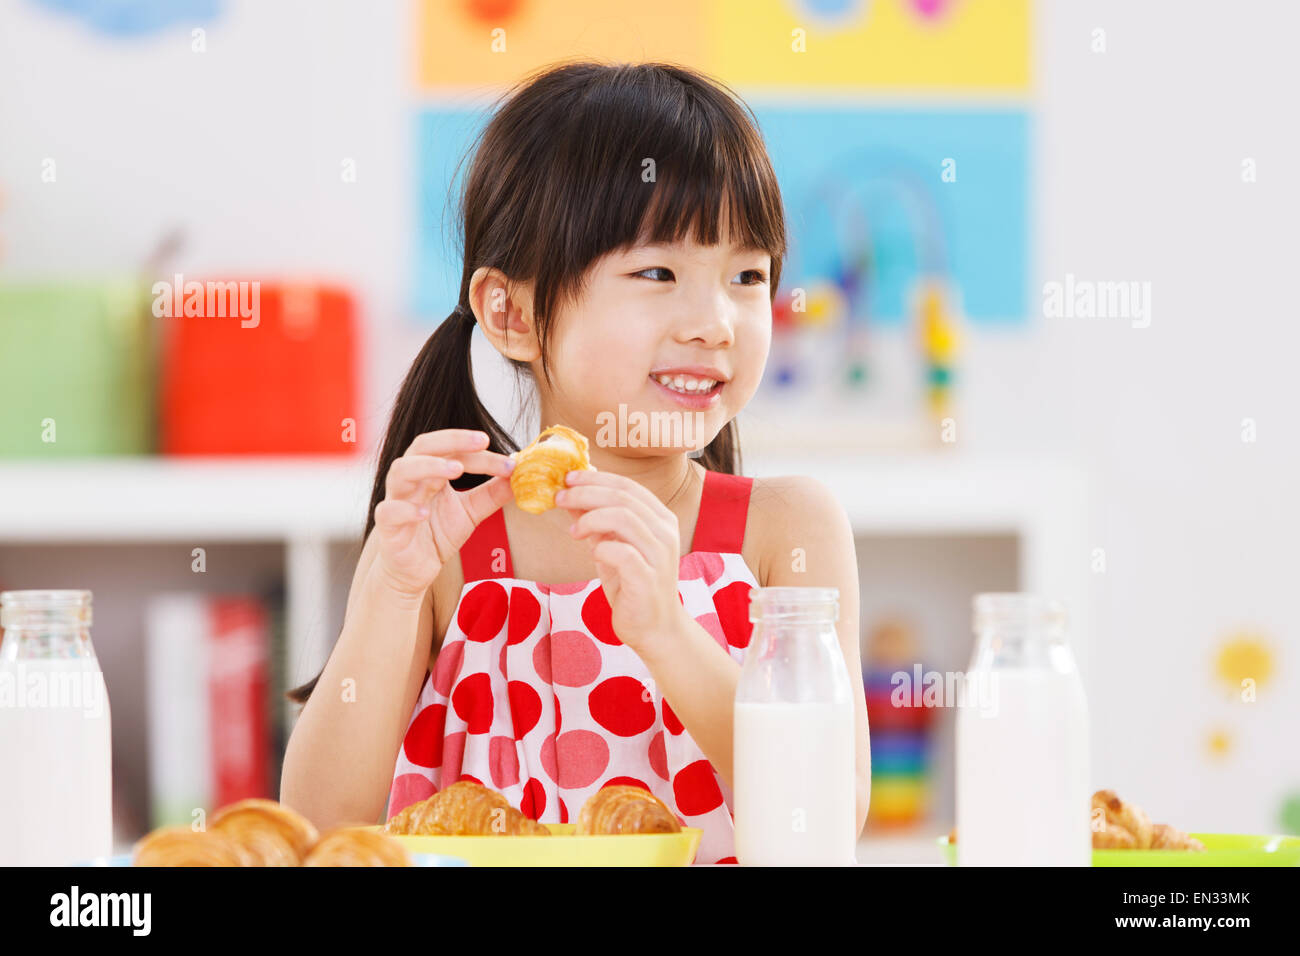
[287,60,787,703]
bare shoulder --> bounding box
[748,473,847,535]
[745,474,854,586]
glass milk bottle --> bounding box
[0,590,113,865]
[955,594,1090,866]
[734,587,857,866]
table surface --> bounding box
[108,831,948,867]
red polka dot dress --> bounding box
[387,469,757,864]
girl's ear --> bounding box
[470,266,541,363]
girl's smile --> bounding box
[649,366,728,409]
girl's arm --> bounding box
[753,475,870,837]
[639,613,743,790]
[279,532,437,829]
[637,475,870,837]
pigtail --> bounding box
[698,418,741,476]
[361,307,518,542]
[285,306,517,705]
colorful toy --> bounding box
[916,278,960,421]
[862,618,936,828]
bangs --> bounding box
[522,62,787,320]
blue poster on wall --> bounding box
[27,0,222,36]
[754,105,1029,325]
[411,104,1028,326]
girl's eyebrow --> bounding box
[627,240,767,255]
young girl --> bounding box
[281,61,870,864]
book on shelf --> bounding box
[145,589,286,828]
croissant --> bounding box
[510,424,595,514]
[1150,823,1206,851]
[576,785,682,835]
[947,789,1206,852]
[1090,819,1138,849]
[210,798,321,866]
[302,828,413,867]
[132,826,252,867]
[385,781,551,836]
[1091,789,1154,849]
[383,798,451,836]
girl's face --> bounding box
[537,226,772,456]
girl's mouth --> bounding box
[649,373,723,409]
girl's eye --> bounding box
[632,267,767,284]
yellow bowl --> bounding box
[357,824,702,867]
[937,833,1300,867]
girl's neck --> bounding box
[504,441,708,579]
[585,443,701,509]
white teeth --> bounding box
[653,373,718,394]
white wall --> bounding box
[0,0,429,446]
[1027,0,1299,833]
[2,0,1295,835]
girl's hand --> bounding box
[372,429,516,600]
[555,470,690,656]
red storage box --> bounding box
[160,279,360,455]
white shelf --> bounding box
[0,457,378,724]
[0,457,374,542]
[744,448,1087,535]
[856,829,948,866]
[742,447,1095,683]
[0,450,1085,541]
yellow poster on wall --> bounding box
[417,0,1031,92]
[709,0,1030,90]
[416,0,711,89]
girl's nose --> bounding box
[675,300,736,348]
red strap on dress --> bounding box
[460,506,513,581]
[690,469,754,555]
[460,468,753,580]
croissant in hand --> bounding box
[510,425,595,514]
[385,781,551,836]
[576,785,682,835]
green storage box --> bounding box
[0,279,155,456]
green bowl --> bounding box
[937,833,1300,866]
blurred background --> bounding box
[1,0,1296,862]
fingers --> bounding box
[396,449,514,481]
[402,430,517,475]
[405,429,490,457]
[372,498,425,548]
[459,473,517,526]
[571,506,664,564]
[564,468,664,513]
[449,449,516,477]
[385,454,457,508]
[387,449,515,510]
[591,539,650,579]
[408,431,520,465]
[555,483,662,532]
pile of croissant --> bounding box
[133,798,411,867]
[948,789,1206,851]
[384,781,682,836]
[1088,789,1205,850]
